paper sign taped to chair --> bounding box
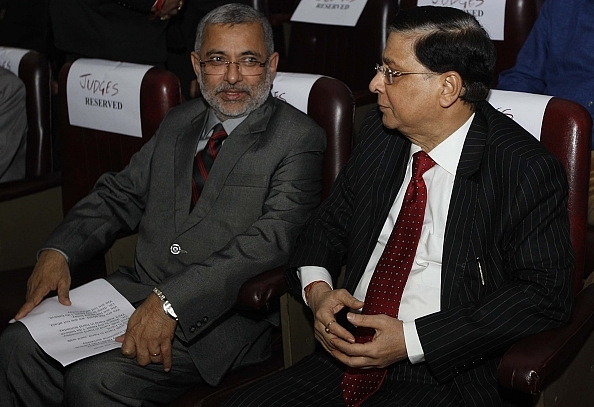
[272,72,323,113]
[291,0,368,27]
[67,59,152,138]
[487,90,553,140]
[0,47,29,75]
[416,0,506,41]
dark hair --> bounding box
[390,6,496,110]
[194,3,274,56]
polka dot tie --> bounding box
[341,150,436,407]
[191,123,227,210]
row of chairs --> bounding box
[1,1,593,403]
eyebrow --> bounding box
[204,49,265,59]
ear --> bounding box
[439,71,464,108]
[268,51,280,80]
[191,52,201,77]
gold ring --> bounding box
[160,15,168,21]
[151,353,160,357]
[325,320,334,333]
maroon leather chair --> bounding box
[283,0,397,107]
[487,91,593,406]
[58,61,182,214]
[0,48,56,200]
[399,0,541,86]
[168,73,354,407]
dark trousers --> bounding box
[223,351,465,407]
[0,322,202,407]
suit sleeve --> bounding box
[416,152,575,382]
[42,135,157,269]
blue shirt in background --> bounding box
[497,0,594,148]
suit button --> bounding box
[202,316,208,323]
[197,321,203,327]
[190,326,197,333]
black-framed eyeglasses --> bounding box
[375,63,435,85]
[199,57,268,76]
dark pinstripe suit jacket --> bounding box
[287,102,575,405]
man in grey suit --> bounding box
[224,6,574,407]
[0,4,326,406]
[0,66,27,183]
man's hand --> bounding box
[117,293,177,372]
[15,250,71,320]
[330,312,407,369]
[153,0,184,21]
[307,283,364,353]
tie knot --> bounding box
[211,123,228,141]
[412,150,435,179]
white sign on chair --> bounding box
[66,59,152,138]
[416,0,506,41]
[291,0,368,27]
[487,89,553,140]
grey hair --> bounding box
[194,3,274,56]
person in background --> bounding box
[497,0,594,224]
[0,4,326,406]
[0,66,27,183]
[49,0,185,66]
[224,6,574,407]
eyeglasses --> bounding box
[199,57,268,76]
[375,63,435,85]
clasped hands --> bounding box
[16,250,177,372]
[307,283,408,370]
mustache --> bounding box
[214,83,253,96]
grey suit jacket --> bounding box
[287,103,574,405]
[45,94,326,385]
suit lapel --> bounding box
[440,111,488,310]
[343,129,411,291]
[174,110,208,232]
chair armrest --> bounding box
[498,283,594,395]
[0,172,61,202]
[236,266,288,312]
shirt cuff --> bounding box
[297,266,333,305]
[37,248,70,264]
[403,320,425,364]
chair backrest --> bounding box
[58,60,182,215]
[488,89,592,292]
[285,0,397,97]
[398,0,540,86]
[272,72,354,199]
[0,47,52,178]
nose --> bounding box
[369,70,384,94]
[224,62,242,84]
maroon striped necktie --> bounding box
[191,123,227,210]
[341,150,436,407]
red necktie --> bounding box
[341,150,436,407]
[191,123,228,210]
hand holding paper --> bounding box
[16,279,135,366]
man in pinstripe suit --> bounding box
[224,6,574,407]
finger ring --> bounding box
[151,353,160,357]
[325,320,334,333]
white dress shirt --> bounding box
[299,114,473,363]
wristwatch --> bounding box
[152,287,178,321]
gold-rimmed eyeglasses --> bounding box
[200,57,268,76]
[375,63,435,85]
